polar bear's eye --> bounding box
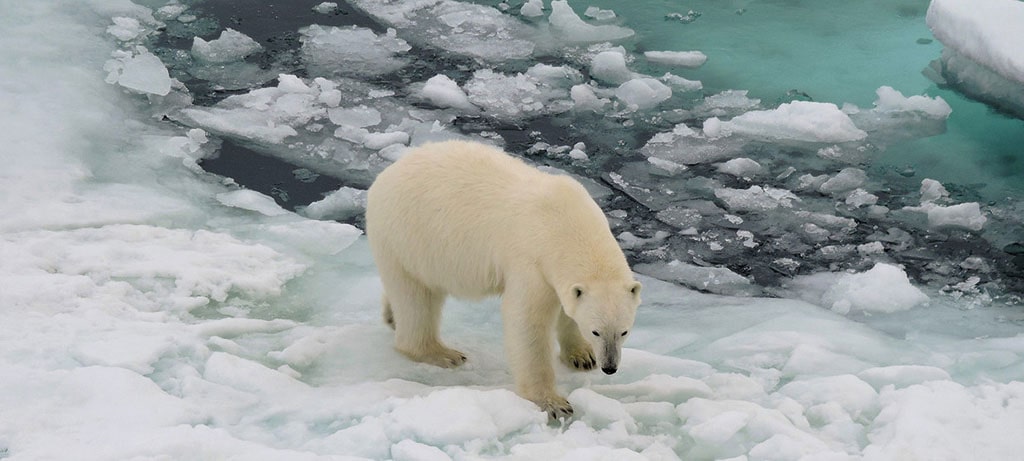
[574,287,584,298]
[621,331,629,337]
[592,330,600,337]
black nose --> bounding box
[602,366,617,375]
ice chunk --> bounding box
[191,29,262,63]
[328,105,381,128]
[615,78,672,110]
[858,366,952,389]
[715,158,764,179]
[216,190,288,216]
[906,179,987,231]
[312,2,338,14]
[926,202,987,231]
[590,50,634,85]
[819,168,867,195]
[391,440,452,461]
[520,0,544,17]
[346,0,535,62]
[660,72,703,92]
[570,84,610,111]
[387,388,545,445]
[644,50,708,68]
[548,0,634,43]
[927,0,1024,116]
[584,6,617,20]
[920,178,950,203]
[791,263,929,314]
[715,186,799,212]
[845,189,878,208]
[419,75,479,113]
[300,25,410,77]
[107,17,146,41]
[464,68,572,121]
[780,375,878,419]
[634,260,761,296]
[695,90,761,118]
[708,101,867,143]
[113,48,171,96]
[872,86,951,118]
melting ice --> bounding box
[2,0,1023,460]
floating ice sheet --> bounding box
[345,0,536,62]
[927,0,1024,117]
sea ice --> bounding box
[464,68,573,121]
[644,50,708,68]
[191,29,263,63]
[7,2,1024,460]
[715,158,764,179]
[345,0,535,62]
[548,0,634,43]
[109,47,172,96]
[788,263,929,314]
[312,2,338,15]
[590,49,635,85]
[927,0,1024,117]
[299,25,411,77]
[417,74,478,113]
[520,0,544,17]
[615,78,672,110]
[633,260,761,296]
[705,101,868,143]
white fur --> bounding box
[365,140,641,417]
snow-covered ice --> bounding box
[927,0,1024,117]
[3,1,1024,460]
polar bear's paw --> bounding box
[560,344,597,371]
[409,345,467,368]
[537,395,574,420]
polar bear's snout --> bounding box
[601,342,620,375]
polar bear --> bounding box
[365,140,641,418]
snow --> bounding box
[4,1,1024,460]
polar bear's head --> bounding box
[563,280,642,375]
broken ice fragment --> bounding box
[192,29,263,63]
[548,0,634,43]
[116,48,172,96]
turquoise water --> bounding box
[572,0,1024,200]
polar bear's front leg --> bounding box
[501,282,572,419]
[557,308,596,371]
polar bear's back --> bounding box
[367,140,576,298]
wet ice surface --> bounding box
[3,0,1024,460]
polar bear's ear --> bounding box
[629,281,642,299]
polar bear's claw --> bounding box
[561,347,597,372]
[543,397,574,420]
